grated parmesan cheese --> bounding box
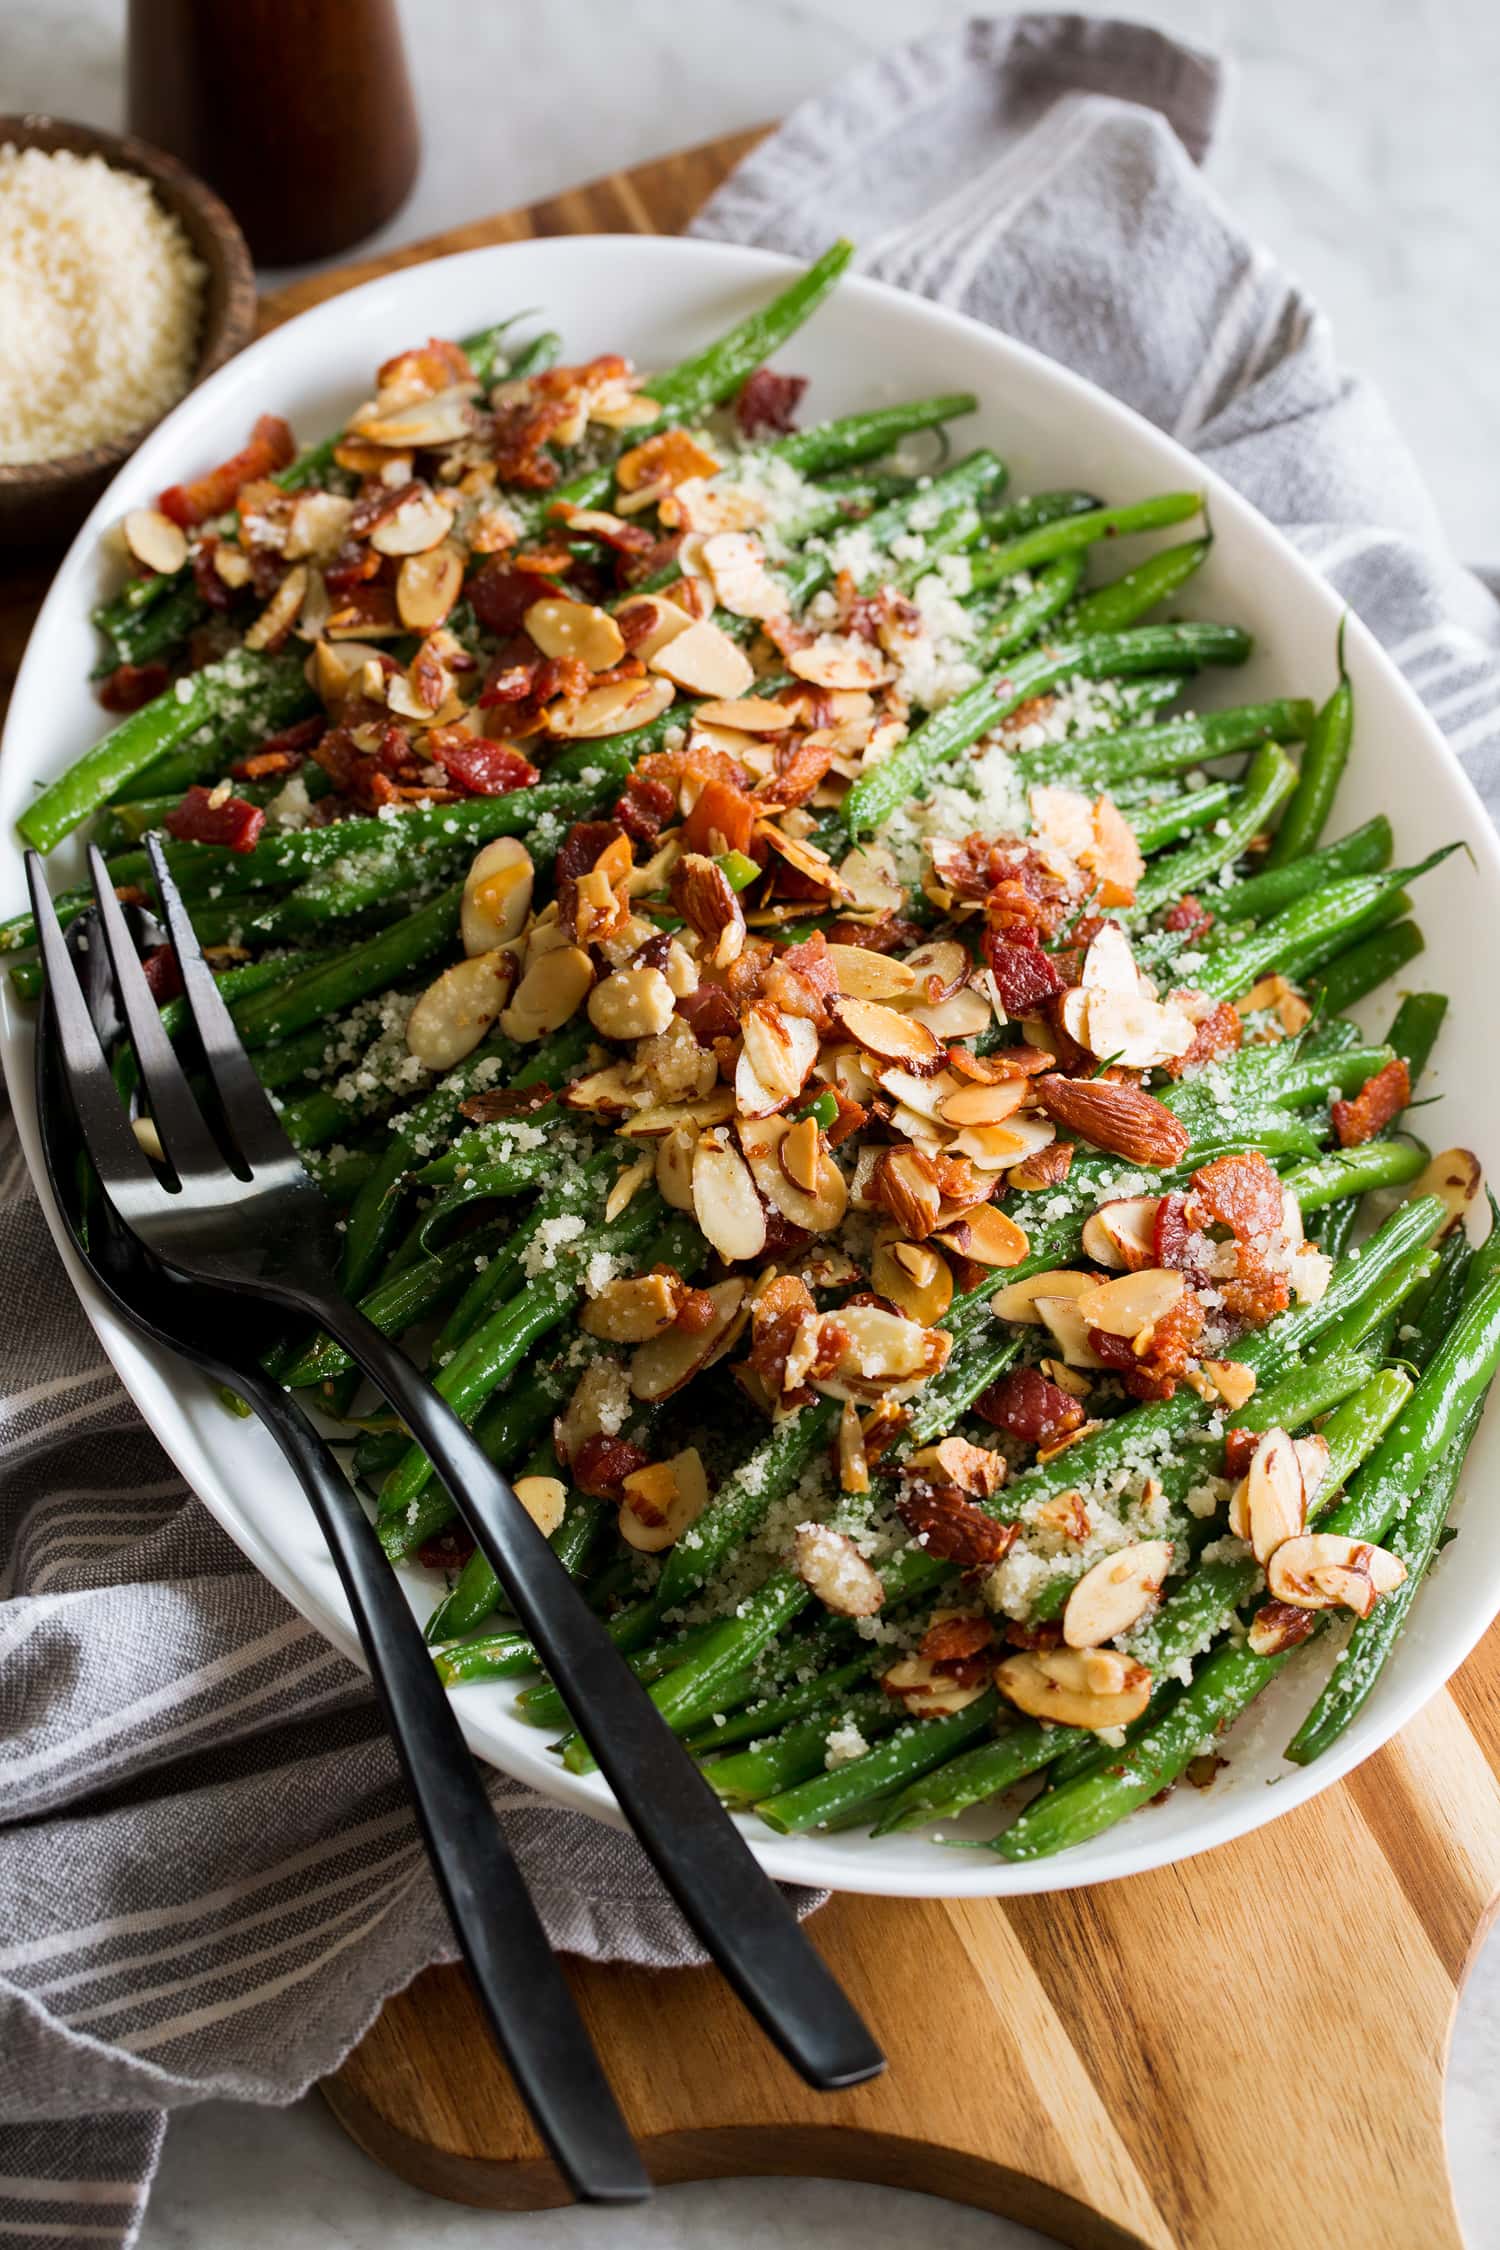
[0,143,206,464]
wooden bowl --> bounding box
[0,115,257,551]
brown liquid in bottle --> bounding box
[127,0,421,266]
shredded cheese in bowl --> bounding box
[0,142,206,466]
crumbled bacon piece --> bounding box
[674,1287,719,1335]
[734,365,808,438]
[897,1482,1017,1573]
[683,775,757,856]
[158,414,295,527]
[459,1085,553,1124]
[417,1523,477,1570]
[675,983,739,1048]
[230,713,324,781]
[762,930,839,1028]
[614,771,676,843]
[163,784,266,854]
[1223,1428,1261,1480]
[1187,1151,1284,1258]
[1089,1290,1204,1401]
[553,818,628,930]
[823,1084,868,1147]
[486,391,577,491]
[572,1433,651,1500]
[919,1614,995,1673]
[1001,1618,1065,1652]
[468,558,568,638]
[975,1366,1086,1447]
[1331,1057,1411,1148]
[1163,998,1242,1080]
[823,915,926,954]
[429,731,539,797]
[755,733,834,812]
[97,660,169,713]
[1163,893,1214,936]
[982,923,1064,1012]
[140,945,184,1005]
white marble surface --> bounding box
[3,0,1499,2243]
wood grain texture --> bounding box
[5,126,1497,2248]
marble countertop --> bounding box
[3,0,1498,2242]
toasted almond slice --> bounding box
[619,1447,710,1553]
[370,485,454,555]
[995,1647,1152,1731]
[499,944,594,1043]
[618,1087,737,1139]
[1266,1532,1407,1616]
[781,1114,822,1196]
[513,1474,567,1538]
[1063,1540,1173,1648]
[1295,1432,1331,1508]
[882,1656,988,1717]
[896,939,969,1007]
[604,1154,653,1223]
[910,987,994,1041]
[1203,1358,1256,1410]
[827,945,917,1002]
[629,1280,749,1401]
[581,1271,681,1343]
[586,966,676,1043]
[737,1114,848,1234]
[938,1079,1030,1128]
[693,695,795,732]
[213,543,254,589]
[757,822,849,898]
[461,836,534,957]
[613,593,698,661]
[831,994,945,1075]
[1032,1294,1110,1371]
[794,1524,885,1617]
[561,1063,638,1117]
[1408,1146,1483,1236]
[1235,1428,1308,1564]
[1080,1195,1161,1273]
[654,1125,697,1212]
[1078,1267,1185,1339]
[352,386,474,448]
[648,616,755,699]
[407,949,516,1069]
[875,1064,961,1126]
[701,531,787,621]
[395,541,464,632]
[243,564,309,652]
[872,1238,954,1326]
[813,1304,951,1403]
[838,844,905,916]
[934,1203,1030,1269]
[525,596,626,672]
[741,1004,820,1106]
[948,1116,1057,1172]
[123,506,188,575]
[692,1131,768,1263]
[789,635,892,691]
[1246,1600,1320,1657]
[873,1145,943,1239]
[837,1401,871,1496]
[545,674,676,738]
[1082,984,1197,1072]
[991,1267,1099,1324]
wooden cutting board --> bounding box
[7,128,1500,2248]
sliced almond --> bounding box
[406,949,516,1070]
[874,1145,943,1239]
[370,485,454,555]
[896,939,969,1006]
[499,944,594,1043]
[872,1238,953,1327]
[693,695,795,732]
[618,1087,737,1139]
[1063,1540,1173,1648]
[618,1447,710,1553]
[604,1154,653,1223]
[511,1474,566,1538]
[1266,1533,1407,1616]
[461,837,534,957]
[396,541,464,632]
[1032,1295,1110,1372]
[243,563,309,652]
[588,966,677,1043]
[737,1114,848,1235]
[882,1656,988,1718]
[692,1131,768,1263]
[789,635,892,691]
[831,994,944,1075]
[524,597,626,672]
[613,593,697,662]
[838,1401,871,1496]
[934,1203,1030,1269]
[811,1305,950,1404]
[995,1646,1152,1731]
[544,674,676,739]
[991,1268,1099,1325]
[629,1278,749,1400]
[1408,1147,1482,1236]
[1080,1196,1161,1273]
[938,1079,1030,1129]
[911,987,993,1041]
[654,1125,697,1213]
[351,386,474,448]
[285,489,355,563]
[740,1004,820,1107]
[1078,1267,1185,1340]
[580,1270,681,1343]
[1202,1359,1256,1410]
[907,1437,1004,1500]
[794,1524,885,1618]
[780,1114,822,1196]
[701,531,787,621]
[561,1062,637,1118]
[827,945,917,1002]
[123,506,188,575]
[648,616,755,699]
[838,844,906,916]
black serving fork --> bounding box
[35,898,650,2206]
[27,838,884,2095]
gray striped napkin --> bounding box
[4,14,1499,2244]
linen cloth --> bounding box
[4,14,1500,2244]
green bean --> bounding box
[1207,817,1393,926]
[965,493,1202,594]
[1192,854,1449,1006]
[770,392,977,477]
[1067,534,1212,633]
[1131,742,1297,916]
[1265,620,1352,868]
[1014,697,1315,796]
[230,885,463,1050]
[1126,779,1239,855]
[1308,921,1425,1016]
[976,551,1085,659]
[844,620,1251,837]
[1281,1140,1426,1210]
[706,1692,902,1808]
[685,1651,883,1759]
[757,1692,1000,1835]
[786,451,1007,605]
[281,1214,517,1389]
[17,651,313,855]
[1386,992,1447,1086]
[868,1719,1068,1836]
[653,1399,840,1610]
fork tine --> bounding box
[143,835,302,1174]
[87,847,226,1182]
[24,853,160,1202]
